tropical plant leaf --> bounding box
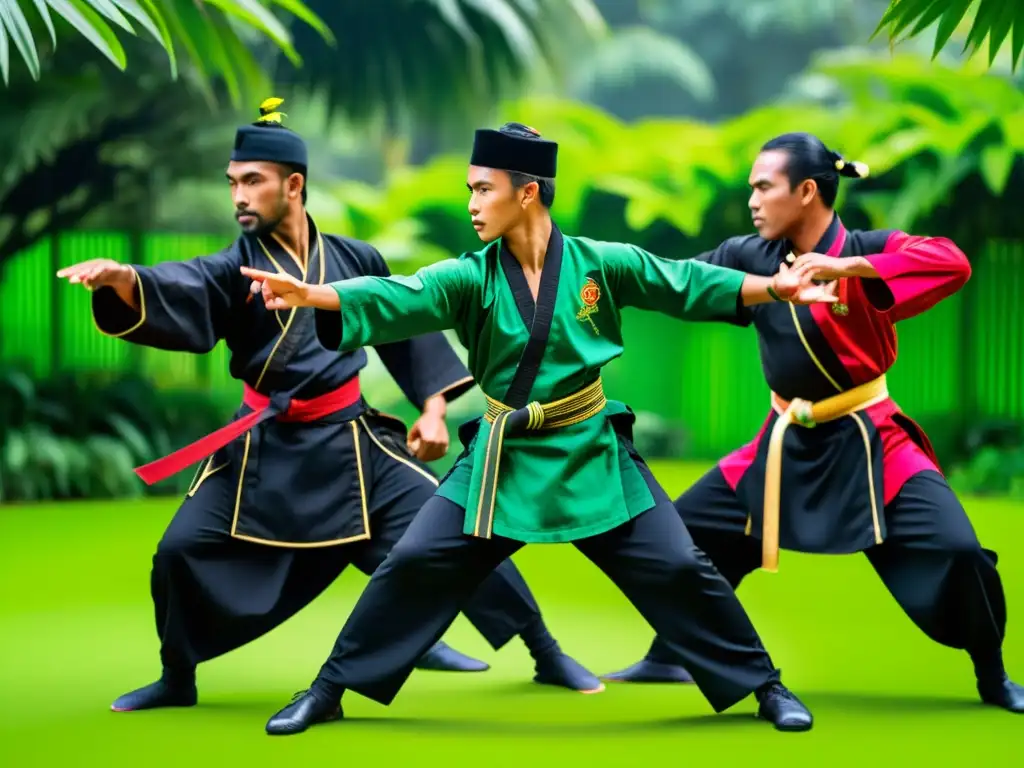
[0,7,12,82]
[203,0,299,64]
[85,434,140,497]
[280,0,605,126]
[48,0,129,69]
[979,142,1015,193]
[0,366,35,423]
[0,1,40,81]
[0,362,235,501]
[129,0,175,71]
[104,411,154,464]
[83,0,134,33]
[26,422,72,497]
[3,429,29,475]
[984,0,1016,64]
[931,0,975,57]
[963,0,1003,52]
[0,71,108,194]
[910,1,951,35]
[268,0,333,45]
[874,0,939,43]
[28,0,57,44]
[112,0,162,44]
[1,0,331,105]
[1013,0,1024,64]
[874,0,1024,71]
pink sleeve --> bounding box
[861,231,971,322]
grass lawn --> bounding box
[1,460,1021,766]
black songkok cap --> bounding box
[470,123,557,178]
[231,97,308,170]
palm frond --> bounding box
[872,0,1024,71]
[278,0,606,128]
[0,70,111,195]
[0,0,333,106]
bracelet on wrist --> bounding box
[766,284,782,302]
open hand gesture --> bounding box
[790,253,858,281]
[239,267,310,310]
[56,259,134,292]
[772,262,838,306]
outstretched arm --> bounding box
[241,256,476,352]
[58,249,243,353]
[347,243,474,463]
[608,244,834,322]
[689,239,754,326]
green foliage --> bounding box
[314,51,1024,271]
[630,411,688,460]
[586,0,907,122]
[562,24,715,108]
[0,364,228,503]
[638,0,878,35]
[0,51,238,272]
[0,0,331,105]
[948,445,1024,500]
[944,419,1024,499]
[1,0,611,268]
[873,0,1024,72]
[280,0,606,127]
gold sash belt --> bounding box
[759,375,889,572]
[472,378,607,538]
[483,377,607,430]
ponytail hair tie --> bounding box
[834,154,869,179]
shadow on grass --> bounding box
[804,690,985,714]
[149,686,994,737]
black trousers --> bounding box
[645,468,1006,665]
[152,435,541,672]
[310,460,781,713]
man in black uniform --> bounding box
[56,99,602,714]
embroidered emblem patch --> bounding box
[576,277,601,335]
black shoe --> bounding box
[414,641,490,672]
[756,683,813,731]
[265,689,343,736]
[534,652,604,693]
[979,676,1024,713]
[111,679,197,712]
[601,659,694,684]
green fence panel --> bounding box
[602,312,769,458]
[886,291,964,417]
[57,232,133,373]
[0,238,53,376]
[137,233,236,393]
[676,323,768,457]
[972,241,1024,421]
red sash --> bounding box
[133,377,362,485]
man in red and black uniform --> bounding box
[604,132,1023,715]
